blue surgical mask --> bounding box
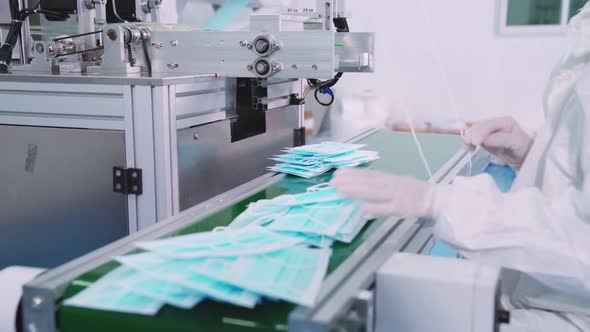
[63,266,165,315]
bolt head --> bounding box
[312,65,318,70]
[193,133,199,140]
[35,43,44,54]
[247,64,254,71]
[31,297,44,309]
[170,40,178,47]
[106,29,117,41]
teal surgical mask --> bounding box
[268,203,357,237]
[325,150,380,168]
[286,142,367,156]
[270,155,322,167]
[275,231,334,248]
[332,206,370,243]
[116,253,261,308]
[231,184,370,242]
[190,246,332,307]
[113,267,206,309]
[268,163,332,178]
[269,142,380,178]
[136,226,303,259]
[63,266,165,315]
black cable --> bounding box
[333,17,349,32]
[9,0,19,20]
[305,18,349,106]
[142,38,152,76]
[53,30,103,42]
[314,88,335,107]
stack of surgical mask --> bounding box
[231,183,371,245]
[64,225,332,315]
[269,142,380,178]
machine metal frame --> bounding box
[0,73,304,233]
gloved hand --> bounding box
[464,117,533,169]
[331,168,439,219]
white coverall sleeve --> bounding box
[432,172,590,301]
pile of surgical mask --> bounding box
[63,184,369,316]
[230,183,371,245]
[269,142,380,178]
[64,226,331,315]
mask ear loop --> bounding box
[417,0,472,177]
[403,106,434,179]
[306,183,333,192]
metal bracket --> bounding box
[333,290,375,332]
[294,127,306,147]
[113,167,143,195]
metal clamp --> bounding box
[248,58,282,78]
[332,290,375,332]
[142,0,162,13]
[84,0,105,9]
[251,34,280,57]
[113,167,143,195]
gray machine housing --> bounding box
[0,73,303,269]
[376,253,503,332]
[0,1,374,269]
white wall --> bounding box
[336,0,569,132]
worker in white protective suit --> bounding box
[332,4,590,332]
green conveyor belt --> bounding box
[59,130,462,332]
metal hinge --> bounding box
[113,167,143,195]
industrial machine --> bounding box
[0,0,374,269]
[1,1,512,331]
[4,129,511,332]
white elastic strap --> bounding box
[417,0,473,176]
[402,106,434,180]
